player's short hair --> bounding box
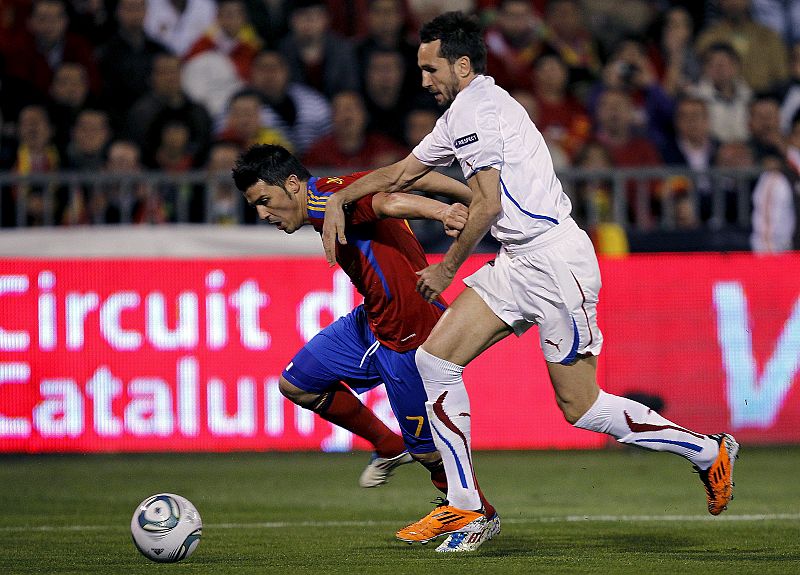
[232,144,312,192]
[419,11,486,74]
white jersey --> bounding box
[412,75,573,246]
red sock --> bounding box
[430,468,495,517]
[316,383,406,458]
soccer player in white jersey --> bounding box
[321,11,739,552]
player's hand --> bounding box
[321,193,347,266]
[442,203,468,237]
[416,262,454,302]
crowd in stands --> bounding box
[0,0,799,251]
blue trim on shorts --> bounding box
[559,317,580,365]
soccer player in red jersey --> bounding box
[231,144,499,552]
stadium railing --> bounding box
[0,166,765,250]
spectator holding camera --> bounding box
[587,36,675,153]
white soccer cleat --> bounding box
[358,451,414,488]
[435,512,501,553]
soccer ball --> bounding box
[130,493,202,562]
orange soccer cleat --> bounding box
[695,433,740,515]
[396,499,486,545]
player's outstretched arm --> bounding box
[415,167,502,302]
[372,192,468,237]
[321,154,433,265]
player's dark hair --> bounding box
[232,144,311,192]
[419,11,486,74]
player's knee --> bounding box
[278,376,322,410]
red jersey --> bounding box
[307,172,446,352]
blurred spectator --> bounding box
[778,42,800,134]
[102,139,167,223]
[571,140,629,256]
[0,105,61,226]
[647,5,701,97]
[248,50,331,154]
[279,0,359,98]
[660,95,719,171]
[540,0,601,102]
[711,140,756,226]
[68,0,114,45]
[303,91,407,169]
[143,0,217,56]
[95,139,144,223]
[241,0,290,48]
[0,0,100,96]
[406,0,475,31]
[0,0,30,34]
[205,140,242,223]
[151,119,194,170]
[325,0,415,38]
[0,54,41,142]
[355,0,420,102]
[215,89,292,151]
[404,106,439,148]
[593,87,663,227]
[688,42,753,143]
[747,94,786,162]
[511,89,569,169]
[588,36,675,153]
[593,88,662,168]
[483,0,544,93]
[580,0,659,57]
[751,0,800,46]
[361,49,411,144]
[185,0,262,80]
[64,108,111,171]
[46,62,96,154]
[696,0,788,93]
[126,53,213,161]
[750,153,797,252]
[96,0,168,133]
[531,52,591,160]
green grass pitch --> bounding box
[0,447,798,574]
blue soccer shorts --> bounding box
[281,305,435,454]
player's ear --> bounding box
[456,56,471,78]
[285,174,300,195]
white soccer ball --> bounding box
[130,493,202,562]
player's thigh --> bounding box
[423,286,512,366]
[375,347,437,454]
[282,310,382,394]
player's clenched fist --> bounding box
[441,202,468,237]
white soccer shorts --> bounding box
[463,218,604,364]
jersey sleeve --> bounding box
[412,114,455,168]
[450,97,504,179]
[312,173,379,226]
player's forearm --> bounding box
[374,192,451,221]
[411,171,472,205]
[439,198,499,276]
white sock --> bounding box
[415,347,482,511]
[574,390,719,469]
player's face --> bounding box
[243,177,306,233]
[418,40,460,108]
